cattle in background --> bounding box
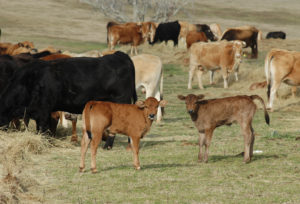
[0,51,137,149]
[221,26,259,58]
[107,21,155,55]
[80,97,167,172]
[178,21,217,43]
[209,23,222,40]
[265,48,300,110]
[178,94,269,163]
[131,54,164,122]
[150,21,181,46]
[266,31,286,39]
[186,31,208,49]
[0,41,36,55]
[188,40,244,89]
[63,50,102,57]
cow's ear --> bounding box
[197,94,205,101]
[159,100,168,107]
[177,95,186,100]
[135,101,145,109]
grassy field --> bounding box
[1,0,300,203]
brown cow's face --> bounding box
[232,40,244,63]
[178,94,205,114]
[136,97,167,120]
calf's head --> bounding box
[178,94,205,114]
[136,97,167,120]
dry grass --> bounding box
[1,0,300,203]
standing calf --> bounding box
[80,97,167,173]
[178,94,269,163]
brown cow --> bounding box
[0,41,36,55]
[221,26,259,58]
[265,48,300,110]
[178,94,269,163]
[188,40,245,89]
[107,21,155,55]
[79,97,167,172]
[186,31,208,49]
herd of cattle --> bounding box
[0,19,297,171]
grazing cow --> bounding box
[178,94,269,163]
[131,54,164,122]
[80,97,167,172]
[186,31,208,49]
[188,40,244,89]
[107,21,155,55]
[4,41,36,55]
[194,24,217,42]
[265,48,300,110]
[0,51,137,149]
[221,26,259,58]
[209,23,222,40]
[266,31,286,39]
[150,21,181,46]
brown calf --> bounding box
[178,94,269,163]
[186,31,208,49]
[80,97,167,173]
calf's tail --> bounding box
[265,50,275,101]
[250,95,270,125]
[84,101,95,139]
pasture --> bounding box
[1,0,300,203]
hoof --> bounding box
[135,166,141,170]
[126,145,132,151]
[79,167,85,173]
[71,136,78,143]
[91,168,98,173]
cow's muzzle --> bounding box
[188,110,194,114]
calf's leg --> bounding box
[79,131,91,172]
[90,128,104,173]
[198,132,206,162]
[195,67,204,89]
[188,64,196,89]
[130,136,141,170]
[242,123,253,163]
[204,128,214,163]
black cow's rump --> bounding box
[266,31,286,39]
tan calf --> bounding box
[265,48,300,110]
[80,97,167,173]
[178,94,269,163]
[188,40,244,89]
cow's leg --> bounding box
[130,45,134,55]
[221,68,229,88]
[134,45,138,55]
[268,82,281,110]
[90,128,104,173]
[195,67,204,89]
[198,132,206,162]
[188,64,196,89]
[79,130,91,173]
[209,71,215,85]
[103,133,115,150]
[251,43,258,58]
[154,90,162,123]
[204,128,214,163]
[291,86,297,98]
[250,125,255,158]
[242,123,253,163]
[70,118,78,142]
[130,136,141,170]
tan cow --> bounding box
[265,48,300,110]
[188,40,244,89]
[131,54,164,122]
[178,94,269,163]
[0,41,36,55]
[79,97,167,172]
[107,21,156,55]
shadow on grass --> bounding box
[101,163,197,171]
[208,153,286,163]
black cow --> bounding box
[266,31,286,39]
[195,24,217,41]
[150,21,181,46]
[0,51,137,149]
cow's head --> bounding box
[232,40,245,63]
[178,94,205,114]
[140,22,157,43]
[136,97,167,121]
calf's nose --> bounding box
[188,110,194,114]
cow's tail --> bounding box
[84,101,94,140]
[250,95,270,125]
[265,50,275,101]
[106,21,117,45]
